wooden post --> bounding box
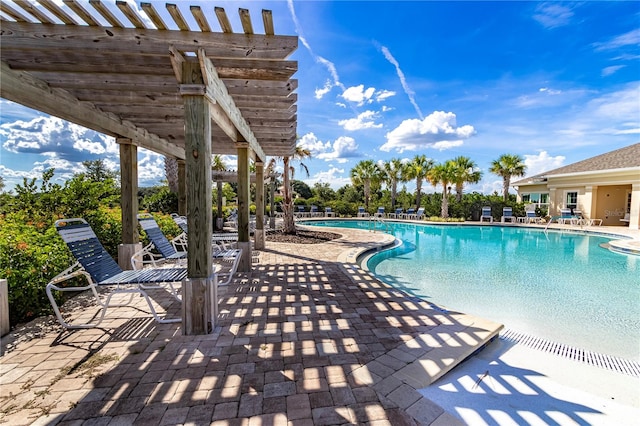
[181,62,213,335]
[0,279,9,339]
[117,139,141,270]
[178,159,187,216]
[237,144,252,272]
[270,173,276,229]
[255,162,265,250]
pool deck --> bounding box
[1,221,637,425]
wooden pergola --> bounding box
[0,1,298,334]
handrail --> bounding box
[368,215,390,233]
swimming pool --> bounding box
[305,220,639,361]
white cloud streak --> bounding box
[287,0,345,93]
[532,3,574,29]
[379,45,423,119]
[338,111,383,131]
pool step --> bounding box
[390,316,504,387]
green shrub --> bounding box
[0,212,72,325]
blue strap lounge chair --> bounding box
[375,207,385,218]
[501,207,516,223]
[135,213,187,269]
[408,207,425,220]
[480,206,493,223]
[403,208,415,219]
[388,208,403,219]
[557,208,573,224]
[325,207,335,217]
[357,207,369,217]
[47,218,186,329]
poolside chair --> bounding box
[523,210,543,224]
[501,207,516,223]
[375,207,385,218]
[310,205,322,217]
[388,208,403,219]
[403,208,415,219]
[480,206,493,223]
[47,218,186,329]
[325,207,335,217]
[620,212,630,225]
[171,213,188,234]
[408,207,425,220]
[135,213,187,269]
[557,208,573,224]
[357,206,369,218]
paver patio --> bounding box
[0,226,502,425]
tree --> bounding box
[312,182,336,201]
[0,176,5,193]
[382,158,406,209]
[428,160,457,218]
[82,160,118,182]
[452,156,482,202]
[165,157,179,193]
[404,154,434,208]
[489,154,526,201]
[350,160,383,210]
[212,155,227,229]
[267,145,312,234]
[292,180,313,199]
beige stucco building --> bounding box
[513,143,640,230]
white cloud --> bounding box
[336,102,347,108]
[594,28,640,51]
[341,85,376,106]
[317,136,359,163]
[137,148,166,183]
[376,90,396,102]
[305,166,351,189]
[338,111,383,131]
[381,111,475,153]
[379,45,423,119]
[297,132,331,156]
[315,80,333,99]
[524,151,565,177]
[588,83,640,124]
[381,105,393,112]
[601,65,625,77]
[287,0,345,92]
[532,4,574,29]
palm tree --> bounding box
[428,160,457,218]
[164,156,179,193]
[381,158,406,209]
[404,154,434,208]
[489,154,526,201]
[350,160,383,210]
[267,145,311,234]
[451,156,482,202]
[212,155,226,230]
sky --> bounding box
[1,0,639,195]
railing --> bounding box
[368,215,390,233]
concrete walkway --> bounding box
[0,227,503,425]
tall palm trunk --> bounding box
[364,180,371,210]
[502,176,510,200]
[282,157,296,233]
[441,186,449,218]
[416,180,423,208]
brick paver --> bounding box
[0,225,496,425]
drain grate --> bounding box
[500,328,640,377]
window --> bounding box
[566,191,578,209]
[522,193,549,204]
[540,193,549,204]
[627,191,632,213]
[522,194,531,202]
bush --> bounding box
[0,212,72,325]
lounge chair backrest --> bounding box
[395,208,403,215]
[311,205,318,212]
[377,207,385,214]
[358,207,365,212]
[416,207,424,216]
[526,211,536,218]
[503,207,513,217]
[325,207,332,212]
[407,208,415,215]
[560,208,572,218]
[482,206,491,216]
[298,206,305,212]
[56,219,123,283]
[138,214,177,259]
[172,214,188,233]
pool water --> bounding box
[307,220,639,361]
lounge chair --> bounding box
[480,206,493,223]
[403,208,415,219]
[388,208,403,219]
[357,206,369,218]
[375,207,385,218]
[620,212,630,225]
[408,207,425,220]
[135,213,187,269]
[557,208,573,224]
[47,218,186,328]
[310,205,322,217]
[522,210,544,224]
[501,207,516,223]
[325,207,335,217]
[171,213,188,234]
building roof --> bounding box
[0,2,298,162]
[514,143,640,185]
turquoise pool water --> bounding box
[306,220,639,361]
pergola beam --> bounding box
[0,61,184,159]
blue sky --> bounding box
[1,0,639,195]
